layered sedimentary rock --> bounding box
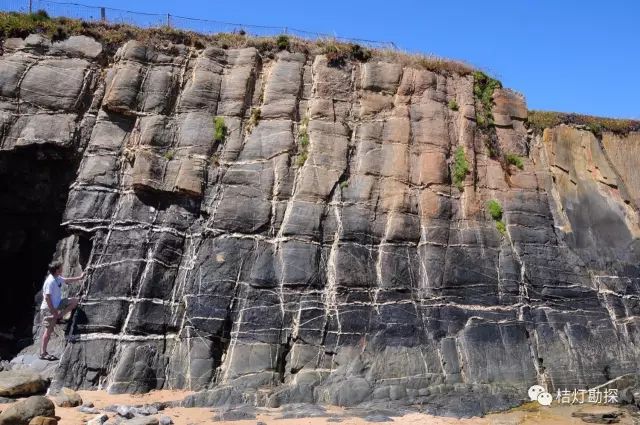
[1,34,640,415]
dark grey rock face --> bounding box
[1,35,639,417]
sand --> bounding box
[1,390,637,424]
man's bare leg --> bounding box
[40,319,55,357]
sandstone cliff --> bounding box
[1,33,639,416]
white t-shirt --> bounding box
[41,274,64,310]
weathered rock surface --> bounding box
[121,417,159,425]
[0,371,47,398]
[86,415,108,425]
[212,405,257,421]
[1,34,640,417]
[51,388,82,408]
[27,417,57,425]
[0,396,55,425]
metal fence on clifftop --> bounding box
[0,0,398,49]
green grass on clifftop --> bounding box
[528,110,640,136]
[0,11,477,75]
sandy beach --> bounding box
[2,390,637,425]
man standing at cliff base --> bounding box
[39,260,84,361]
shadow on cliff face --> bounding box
[0,145,79,359]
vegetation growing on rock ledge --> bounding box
[527,110,640,137]
[452,146,469,191]
[473,71,502,129]
[473,71,502,159]
[487,199,503,220]
[246,107,261,133]
[0,12,477,75]
[297,117,310,166]
[0,10,77,41]
[209,153,220,167]
[276,35,289,51]
[487,199,506,235]
[505,153,524,170]
[213,117,227,143]
[323,42,372,67]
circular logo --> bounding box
[537,391,553,406]
[528,385,545,401]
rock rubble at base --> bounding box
[0,396,56,425]
[0,371,47,398]
[52,388,82,408]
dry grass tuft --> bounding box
[1,12,481,76]
[528,110,640,136]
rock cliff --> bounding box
[1,33,640,416]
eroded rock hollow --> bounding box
[2,34,640,415]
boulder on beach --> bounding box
[0,371,47,398]
[0,396,55,425]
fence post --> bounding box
[28,0,32,13]
[167,13,171,28]
[100,7,106,22]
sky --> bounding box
[36,0,640,118]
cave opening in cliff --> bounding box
[0,146,79,359]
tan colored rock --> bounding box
[177,47,224,112]
[601,131,640,207]
[174,157,206,197]
[0,370,47,398]
[237,120,294,161]
[361,62,403,93]
[28,416,58,425]
[461,104,476,120]
[484,163,509,190]
[218,48,259,116]
[131,149,166,192]
[50,35,102,59]
[103,62,145,113]
[419,190,445,219]
[313,56,353,99]
[380,144,409,180]
[492,88,527,120]
[359,92,394,117]
[52,387,82,408]
[0,396,55,425]
[410,99,449,148]
[261,52,305,119]
[411,151,447,186]
[509,171,538,190]
[496,125,528,156]
[493,113,513,127]
[383,117,411,144]
[398,68,437,96]
[3,38,25,50]
[379,179,408,212]
[308,98,335,120]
